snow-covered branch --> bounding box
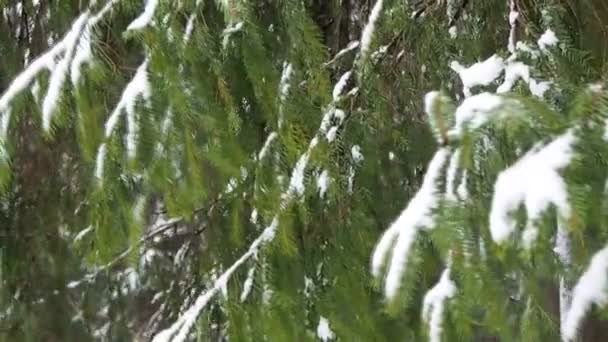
[422,267,456,342]
[0,0,118,137]
[562,245,608,341]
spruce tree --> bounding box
[1,0,608,341]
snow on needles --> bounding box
[42,12,90,131]
[489,130,575,246]
[95,59,151,181]
[154,59,356,341]
[333,71,352,101]
[359,0,384,60]
[317,316,336,341]
[538,28,559,51]
[450,54,504,97]
[562,245,608,341]
[422,267,457,342]
[449,92,503,138]
[70,22,93,86]
[317,169,330,198]
[126,0,158,31]
[105,59,151,157]
[152,218,280,342]
[371,148,450,299]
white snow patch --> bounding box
[222,21,244,47]
[223,21,244,35]
[326,126,338,142]
[240,266,256,302]
[126,0,159,31]
[359,0,384,59]
[94,143,107,181]
[317,169,330,198]
[445,149,461,201]
[448,26,457,39]
[562,245,608,341]
[288,150,311,197]
[489,131,575,245]
[529,79,551,98]
[104,59,151,160]
[538,28,559,51]
[422,267,457,342]
[333,71,352,101]
[70,22,93,86]
[449,92,503,137]
[351,145,364,163]
[183,13,196,43]
[279,62,294,102]
[73,225,93,243]
[450,55,505,97]
[334,109,346,122]
[317,316,335,341]
[457,171,468,200]
[250,209,258,224]
[497,62,530,94]
[42,13,90,131]
[327,41,359,65]
[372,148,450,299]
[258,132,278,161]
[0,30,59,117]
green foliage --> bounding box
[1,0,608,341]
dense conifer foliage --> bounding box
[2,0,608,341]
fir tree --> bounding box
[1,0,608,341]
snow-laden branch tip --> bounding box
[258,132,278,161]
[126,0,158,31]
[449,92,503,138]
[222,21,244,48]
[450,55,505,97]
[359,0,384,60]
[325,40,360,65]
[529,79,552,98]
[538,28,559,51]
[70,22,93,86]
[94,59,150,180]
[0,0,115,140]
[562,245,608,342]
[333,71,352,101]
[73,225,94,243]
[317,316,336,341]
[286,137,319,198]
[371,148,450,299]
[183,0,205,43]
[489,130,575,247]
[496,62,529,94]
[422,267,456,342]
[42,12,91,131]
[278,62,293,129]
[445,149,461,201]
[240,266,256,302]
[317,169,330,198]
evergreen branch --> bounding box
[151,218,279,342]
[152,29,363,340]
[65,216,185,290]
[0,0,117,135]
